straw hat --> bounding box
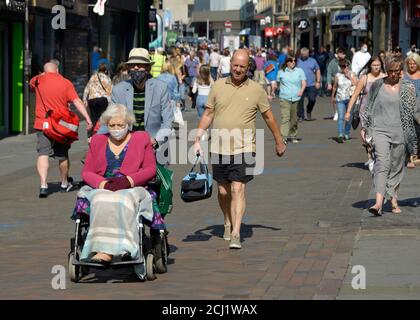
[126,48,155,65]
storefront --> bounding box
[403,0,420,48]
[89,0,138,75]
[0,0,24,137]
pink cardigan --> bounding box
[82,131,156,189]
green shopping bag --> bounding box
[156,163,174,216]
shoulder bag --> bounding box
[351,76,368,130]
[35,78,79,145]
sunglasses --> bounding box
[127,63,148,68]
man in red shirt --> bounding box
[30,62,93,198]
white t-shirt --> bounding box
[192,80,213,96]
[351,51,371,77]
[209,52,221,67]
[218,56,231,74]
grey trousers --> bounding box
[372,130,405,199]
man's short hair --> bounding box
[336,47,346,54]
[300,47,309,54]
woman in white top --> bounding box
[192,64,214,119]
[332,60,358,143]
[218,49,231,78]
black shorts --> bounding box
[36,131,70,160]
[211,153,256,184]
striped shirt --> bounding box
[133,87,145,131]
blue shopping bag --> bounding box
[180,154,212,202]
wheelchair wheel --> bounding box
[68,252,80,283]
[146,253,157,281]
[154,234,168,274]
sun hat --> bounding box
[126,48,155,65]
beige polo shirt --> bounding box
[206,77,271,155]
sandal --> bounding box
[368,206,382,216]
[407,162,415,168]
[392,206,402,214]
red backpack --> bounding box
[36,78,80,145]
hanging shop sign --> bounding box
[297,19,310,31]
[0,0,25,12]
[264,27,275,37]
[331,8,367,30]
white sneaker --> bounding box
[368,160,375,173]
[333,112,338,121]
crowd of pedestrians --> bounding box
[29,38,420,256]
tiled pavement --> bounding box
[1,96,417,300]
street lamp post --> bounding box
[138,0,150,48]
[290,0,295,51]
[387,0,393,51]
[24,0,30,135]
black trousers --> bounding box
[88,97,108,136]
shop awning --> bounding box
[239,28,251,35]
[294,0,359,12]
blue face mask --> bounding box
[129,70,149,86]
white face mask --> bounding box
[109,125,129,141]
[361,47,368,53]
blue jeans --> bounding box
[196,94,208,119]
[337,99,351,137]
[210,67,218,81]
[179,83,186,100]
[297,86,318,118]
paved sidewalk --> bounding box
[338,169,420,299]
[0,96,418,299]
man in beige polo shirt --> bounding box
[194,49,286,249]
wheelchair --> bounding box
[68,177,169,283]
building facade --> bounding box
[0,0,147,137]
[0,0,24,136]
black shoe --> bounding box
[121,252,132,262]
[60,177,74,193]
[39,187,49,198]
[337,136,344,144]
[305,113,312,121]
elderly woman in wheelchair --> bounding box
[73,103,163,268]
